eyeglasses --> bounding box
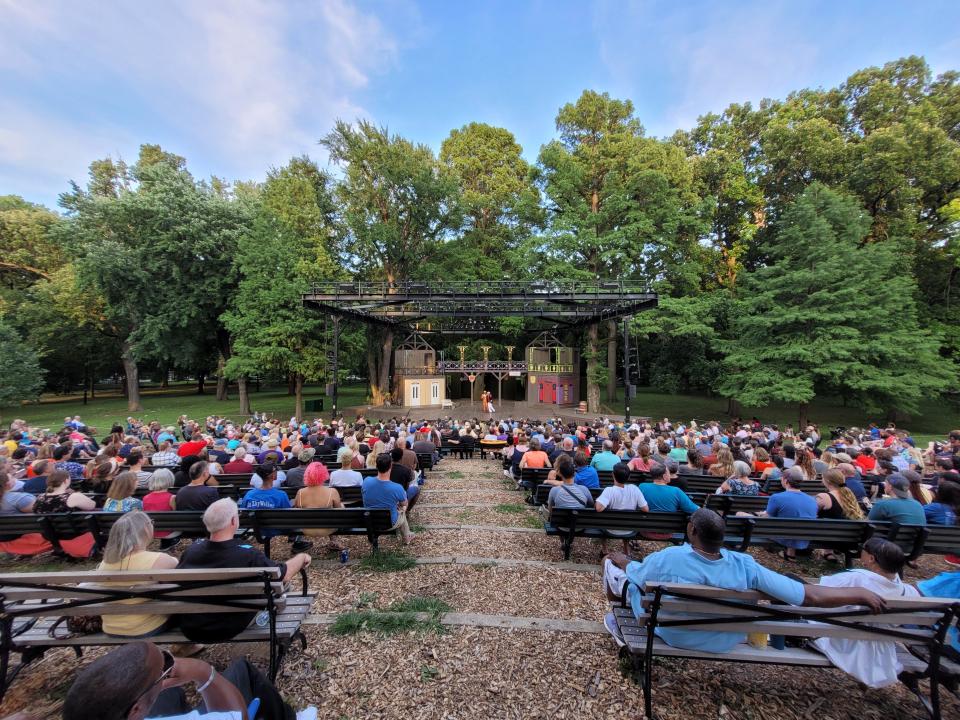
[123,648,175,718]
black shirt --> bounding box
[390,464,415,490]
[176,538,287,642]
[321,436,342,455]
[174,484,219,511]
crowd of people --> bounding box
[0,411,959,717]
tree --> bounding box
[223,157,340,419]
[717,183,953,426]
[0,196,63,284]
[322,121,460,404]
[61,145,250,411]
[0,322,44,425]
[438,122,541,278]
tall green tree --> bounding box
[0,322,45,425]
[438,122,540,279]
[61,145,250,410]
[0,196,63,284]
[223,157,340,419]
[322,121,459,404]
[717,183,952,426]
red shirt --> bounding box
[854,455,876,473]
[177,439,208,457]
[223,460,254,474]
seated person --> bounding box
[868,473,927,525]
[97,511,178,638]
[572,451,600,489]
[813,538,920,688]
[362,453,414,544]
[175,461,219,512]
[389,447,420,513]
[717,461,760,496]
[756,466,818,559]
[294,462,344,551]
[0,470,35,515]
[638,464,698,513]
[330,447,363,488]
[222,446,254,474]
[601,508,884,651]
[103,471,144,513]
[176,499,311,643]
[546,456,593,510]
[283,448,315,488]
[595,462,649,553]
[924,480,960,525]
[63,640,295,720]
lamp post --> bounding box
[457,345,467,367]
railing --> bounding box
[306,279,652,298]
[528,363,575,374]
[394,366,443,376]
[437,360,528,373]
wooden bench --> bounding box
[596,470,650,486]
[545,509,689,560]
[722,516,875,567]
[416,452,435,472]
[883,523,960,561]
[612,581,960,720]
[478,441,507,460]
[534,484,603,506]
[0,567,314,700]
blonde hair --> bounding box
[103,511,154,565]
[823,469,863,520]
[710,446,735,478]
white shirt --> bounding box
[596,484,648,511]
[329,469,364,488]
[813,569,919,688]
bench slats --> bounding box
[0,568,281,584]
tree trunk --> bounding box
[121,341,143,412]
[196,373,205,395]
[367,338,382,404]
[294,373,304,421]
[238,376,251,415]
[215,354,229,401]
[726,397,741,419]
[287,374,296,396]
[798,402,809,430]
[159,366,169,389]
[378,329,394,404]
[606,319,617,402]
[586,323,601,414]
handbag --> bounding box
[48,614,102,639]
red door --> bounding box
[548,382,556,404]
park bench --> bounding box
[882,523,960,561]
[596,470,650,486]
[611,581,960,720]
[545,509,689,559]
[721,516,875,567]
[0,566,314,701]
[478,440,507,460]
[703,493,770,516]
[243,508,394,557]
[533,484,603,506]
[416,452,435,471]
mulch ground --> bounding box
[0,457,957,720]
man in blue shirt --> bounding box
[638,464,699,514]
[868,473,927,526]
[573,451,600,488]
[759,467,819,558]
[601,509,885,652]
[362,453,414,544]
[590,440,620,472]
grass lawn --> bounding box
[602,386,960,445]
[9,383,369,433]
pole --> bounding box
[622,317,630,423]
[331,316,340,419]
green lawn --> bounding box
[10,383,369,433]
[604,387,960,444]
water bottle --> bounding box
[255,610,270,627]
[340,548,349,564]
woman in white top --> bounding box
[814,537,919,688]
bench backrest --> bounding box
[548,508,689,535]
[596,470,649,486]
[0,567,285,618]
[637,581,955,644]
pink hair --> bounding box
[304,462,330,487]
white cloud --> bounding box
[592,0,819,136]
[0,0,407,204]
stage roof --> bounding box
[303,280,658,332]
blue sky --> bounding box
[2,0,959,210]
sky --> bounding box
[2,0,959,210]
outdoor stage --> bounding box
[341,399,635,425]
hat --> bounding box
[214,438,227,446]
[298,448,316,463]
[902,469,923,485]
[337,446,354,464]
[266,438,278,448]
[886,473,910,498]
[227,440,240,450]
[833,452,852,464]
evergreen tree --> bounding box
[717,183,953,426]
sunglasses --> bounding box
[123,649,175,718]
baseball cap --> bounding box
[886,473,910,498]
[227,440,240,450]
[833,452,852,464]
[298,448,316,463]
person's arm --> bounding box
[814,492,829,511]
[802,583,886,613]
[283,553,311,582]
[331,492,343,509]
[151,553,179,570]
[67,493,97,511]
[717,481,730,494]
[161,657,248,719]
[519,455,528,469]
[679,491,700,514]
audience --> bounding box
[174,461,219,512]
[294,461,344,551]
[868,473,927,525]
[362,453,414,544]
[103,471,144,513]
[330,446,364,487]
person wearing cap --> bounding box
[284,447,315,488]
[330,446,364,488]
[256,438,283,465]
[207,438,231,466]
[176,434,208,459]
[601,508,886,652]
[867,473,927,525]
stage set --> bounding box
[302,280,658,420]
